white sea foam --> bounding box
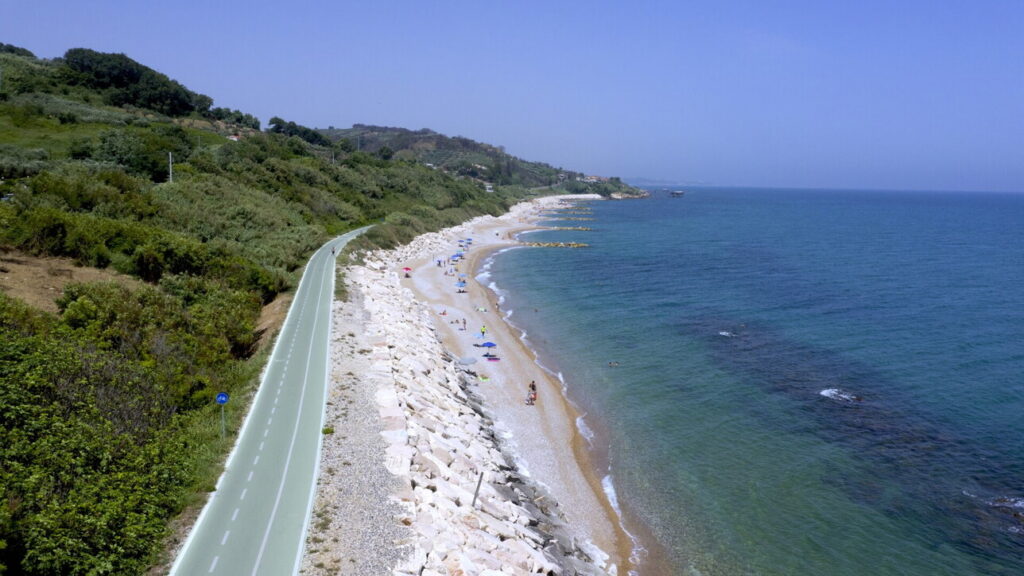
[602,474,621,515]
[990,496,1024,509]
[602,473,648,574]
[819,388,861,402]
[576,415,595,446]
[718,330,734,337]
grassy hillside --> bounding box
[318,124,647,198]
[0,46,537,575]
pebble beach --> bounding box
[301,195,628,575]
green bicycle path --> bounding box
[171,228,369,576]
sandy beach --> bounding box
[303,194,630,575]
[397,199,629,561]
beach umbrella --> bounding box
[481,342,497,348]
[455,281,467,287]
[402,267,412,271]
[458,273,468,277]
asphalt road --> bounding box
[171,227,370,576]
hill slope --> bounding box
[319,124,647,197]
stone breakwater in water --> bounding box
[304,204,614,575]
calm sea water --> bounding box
[485,188,1024,575]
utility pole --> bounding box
[168,152,173,183]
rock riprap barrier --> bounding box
[349,257,613,575]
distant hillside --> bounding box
[319,125,564,186]
[319,124,647,198]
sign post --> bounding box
[216,392,229,439]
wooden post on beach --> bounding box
[471,471,484,507]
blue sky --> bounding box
[3,1,1023,192]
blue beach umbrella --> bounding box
[455,281,467,287]
[481,342,497,348]
[459,273,468,277]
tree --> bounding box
[266,116,331,147]
[0,43,35,58]
[61,48,209,117]
[336,139,355,153]
[95,129,144,169]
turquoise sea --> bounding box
[484,188,1024,575]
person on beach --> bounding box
[526,381,538,406]
[479,325,487,339]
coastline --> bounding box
[398,196,633,568]
[302,194,635,574]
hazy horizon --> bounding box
[3,1,1022,193]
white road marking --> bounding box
[250,261,327,575]
[271,406,276,415]
[208,556,218,573]
[263,428,269,437]
[247,470,253,482]
[221,531,230,545]
[267,417,273,426]
[231,508,239,522]
[259,441,264,451]
[240,488,247,501]
[254,455,260,466]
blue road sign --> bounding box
[216,392,229,405]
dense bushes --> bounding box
[62,48,212,117]
[0,279,260,574]
[206,107,260,130]
[0,145,50,178]
[268,116,331,146]
[0,43,34,58]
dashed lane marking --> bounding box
[221,531,230,545]
[208,557,218,573]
